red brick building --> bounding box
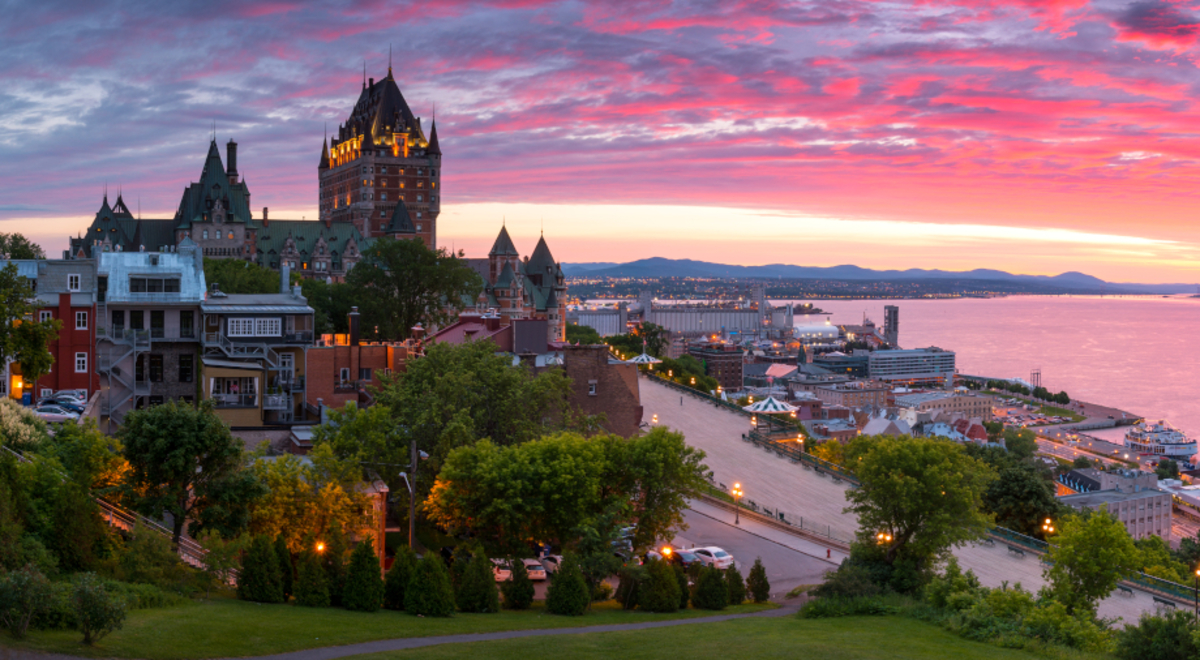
[305,308,409,410]
[22,259,100,401]
[560,345,643,438]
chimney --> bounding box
[369,77,374,88]
[280,261,290,294]
[262,206,269,227]
[226,139,238,183]
[348,306,361,347]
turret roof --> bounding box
[489,225,519,257]
[385,199,415,235]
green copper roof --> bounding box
[489,226,518,257]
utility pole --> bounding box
[409,439,417,549]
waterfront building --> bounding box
[1057,468,1171,540]
[867,347,956,387]
[319,65,441,246]
[568,303,628,337]
[812,350,869,377]
[883,305,899,346]
[895,391,994,422]
[788,375,889,410]
[1125,420,1197,460]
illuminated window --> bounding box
[227,232,234,240]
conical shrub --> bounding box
[545,554,589,616]
[274,534,293,601]
[501,559,535,610]
[384,545,418,610]
[747,557,770,603]
[405,555,456,617]
[237,535,283,603]
[725,566,746,605]
[674,564,690,610]
[637,558,680,613]
[456,555,500,613]
[342,539,384,612]
[692,566,728,610]
[294,548,330,607]
[323,522,348,607]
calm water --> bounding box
[795,296,1200,438]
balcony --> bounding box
[283,331,314,344]
[212,393,257,408]
[262,394,289,410]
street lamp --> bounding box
[315,542,326,553]
[397,438,430,549]
[1194,567,1199,623]
[1042,518,1055,535]
[876,531,893,545]
[731,482,744,524]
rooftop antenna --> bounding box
[389,44,392,75]
[363,59,366,89]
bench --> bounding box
[981,538,995,548]
[832,477,843,484]
[1007,546,1025,558]
[1116,585,1134,597]
[1154,596,1176,610]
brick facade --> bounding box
[306,342,409,410]
[560,345,643,438]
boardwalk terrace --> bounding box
[867,346,956,387]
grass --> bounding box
[358,615,1061,660]
[1035,406,1085,423]
[1,597,775,659]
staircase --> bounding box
[97,321,151,428]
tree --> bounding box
[203,258,296,295]
[274,534,294,601]
[1156,458,1180,480]
[0,233,45,260]
[673,564,690,609]
[571,503,629,603]
[747,558,770,603]
[404,554,456,617]
[120,400,265,547]
[10,317,60,394]
[501,558,535,610]
[636,558,680,613]
[1072,456,1093,470]
[845,436,995,584]
[1115,610,1197,660]
[982,465,1062,537]
[293,548,330,607]
[342,539,385,612]
[346,237,482,341]
[196,531,246,599]
[322,520,349,607]
[1043,507,1139,616]
[692,566,728,610]
[298,278,356,336]
[384,545,418,610]
[456,554,501,613]
[1135,535,1187,584]
[725,566,746,605]
[72,573,127,645]
[0,565,51,639]
[1002,428,1037,462]
[545,554,589,616]
[565,324,603,345]
[237,535,284,604]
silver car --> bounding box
[34,405,79,423]
[692,547,734,570]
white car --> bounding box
[692,547,734,570]
[491,558,512,582]
[34,405,79,423]
[540,554,564,574]
[521,558,547,581]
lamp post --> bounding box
[1042,517,1055,536]
[731,482,743,524]
[397,439,429,549]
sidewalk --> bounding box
[686,499,849,565]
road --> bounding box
[1035,438,1124,467]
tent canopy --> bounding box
[742,396,797,413]
[626,352,662,365]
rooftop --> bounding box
[1059,487,1167,507]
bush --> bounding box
[106,581,182,610]
[456,555,501,613]
[545,554,590,616]
[615,565,642,610]
[293,549,329,607]
[592,581,614,603]
[800,594,906,618]
[323,522,348,607]
[636,558,680,613]
[674,565,690,610]
[384,545,418,610]
[72,573,127,645]
[923,558,981,610]
[342,540,384,612]
[725,566,746,605]
[747,557,770,603]
[501,559,535,610]
[813,562,882,600]
[1116,610,1196,660]
[274,535,293,601]
[237,535,283,604]
[692,567,728,610]
[1022,600,1113,652]
[31,582,75,630]
[405,555,456,617]
[0,565,52,638]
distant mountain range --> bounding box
[562,258,1198,294]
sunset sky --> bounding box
[4,0,1200,283]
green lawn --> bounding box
[1036,406,1085,423]
[1,597,774,659]
[364,616,1070,660]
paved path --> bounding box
[641,377,1163,623]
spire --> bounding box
[427,117,441,155]
[319,135,330,169]
[362,60,366,89]
[489,225,519,257]
[388,44,393,77]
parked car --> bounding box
[692,547,734,569]
[646,547,700,569]
[33,405,79,423]
[491,558,512,582]
[521,558,547,581]
[38,398,84,413]
[540,554,564,574]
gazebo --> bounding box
[625,352,663,369]
[742,396,797,414]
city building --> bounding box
[560,345,643,438]
[685,342,744,391]
[883,305,899,346]
[464,227,568,344]
[894,391,994,422]
[789,377,890,410]
[95,240,207,430]
[868,347,956,386]
[812,351,869,377]
[319,65,441,246]
[567,303,628,337]
[305,307,410,411]
[1057,469,1171,540]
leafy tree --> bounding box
[114,521,181,586]
[342,539,384,612]
[1135,535,1187,584]
[196,530,246,599]
[1044,507,1139,616]
[501,558,535,610]
[601,429,707,553]
[635,558,679,613]
[298,278,356,335]
[692,566,728,610]
[237,535,283,604]
[274,534,294,601]
[982,465,1062,537]
[1002,428,1037,462]
[673,564,690,609]
[322,521,348,607]
[203,257,297,295]
[1115,610,1197,660]
[10,317,59,395]
[0,233,45,260]
[1072,456,1093,470]
[120,400,265,546]
[747,558,770,603]
[565,324,603,345]
[43,420,125,492]
[545,554,589,616]
[808,440,846,467]
[293,548,330,607]
[571,503,629,600]
[1156,458,1180,480]
[404,554,456,617]
[456,554,501,613]
[384,545,418,610]
[72,573,127,645]
[725,566,746,605]
[0,565,51,638]
[346,237,483,341]
[845,436,995,586]
[45,481,107,573]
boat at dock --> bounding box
[1124,420,1197,460]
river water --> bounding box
[792,296,1200,438]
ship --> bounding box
[1124,420,1197,460]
